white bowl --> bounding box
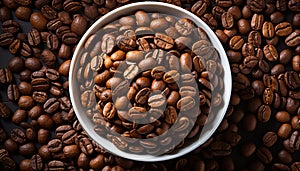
[69,1,232,162]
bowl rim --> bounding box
[69,1,232,162]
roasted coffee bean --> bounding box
[46,33,59,50]
[0,33,14,47]
[210,141,232,156]
[289,0,300,12]
[48,160,65,171]
[43,98,60,113]
[41,49,56,67]
[263,44,278,61]
[275,22,293,37]
[63,0,81,12]
[240,141,256,157]
[38,114,53,129]
[18,96,35,110]
[30,12,48,31]
[221,12,234,29]
[0,6,12,22]
[47,139,62,153]
[256,147,273,164]
[191,0,208,17]
[71,14,87,36]
[278,123,292,139]
[31,154,43,171]
[41,5,57,20]
[247,0,266,13]
[2,20,20,34]
[285,30,300,47]
[216,0,232,8]
[263,131,277,147]
[229,35,244,50]
[62,32,78,45]
[257,104,271,123]
[10,128,26,144]
[0,102,11,118]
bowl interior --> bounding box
[69,2,232,162]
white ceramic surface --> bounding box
[69,1,232,162]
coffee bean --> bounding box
[263,44,278,61]
[135,10,150,27]
[229,35,244,50]
[240,141,256,157]
[275,22,293,37]
[278,123,292,139]
[257,104,271,123]
[247,0,266,13]
[248,30,262,47]
[2,20,20,34]
[262,131,278,147]
[221,12,234,29]
[175,18,195,36]
[278,150,293,164]
[0,6,12,22]
[0,33,14,47]
[285,30,300,47]
[71,14,87,36]
[30,12,48,31]
[256,147,273,164]
[216,0,232,8]
[10,128,26,144]
[210,141,232,156]
[48,160,65,171]
[62,32,79,45]
[31,154,43,171]
[191,0,208,17]
[37,114,53,129]
[41,49,56,67]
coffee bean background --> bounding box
[0,0,300,170]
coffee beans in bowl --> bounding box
[69,2,231,162]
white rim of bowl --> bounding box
[69,1,232,162]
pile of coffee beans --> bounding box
[0,0,299,170]
[76,10,225,155]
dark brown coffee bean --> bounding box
[221,12,234,29]
[48,160,65,171]
[15,6,31,21]
[0,102,11,118]
[275,22,293,37]
[247,0,266,13]
[37,129,50,144]
[40,5,56,20]
[2,20,20,34]
[285,30,300,47]
[28,29,41,47]
[216,0,232,7]
[37,114,53,129]
[212,6,225,19]
[62,32,78,45]
[191,0,208,17]
[41,49,56,67]
[32,91,47,103]
[278,123,292,139]
[19,142,35,157]
[210,141,232,156]
[30,12,48,31]
[46,33,59,50]
[284,71,300,89]
[31,154,43,171]
[7,84,19,101]
[63,0,81,12]
[256,147,273,164]
[240,141,256,157]
[257,104,271,123]
[278,149,293,164]
[263,44,278,61]
[0,6,12,22]
[47,139,62,153]
[10,128,26,144]
[0,33,14,47]
[18,96,34,110]
[8,38,21,55]
[262,131,277,147]
[248,30,262,47]
[71,14,87,36]
[275,111,291,123]
[289,0,300,11]
[31,78,49,92]
[43,98,60,114]
[229,35,244,50]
